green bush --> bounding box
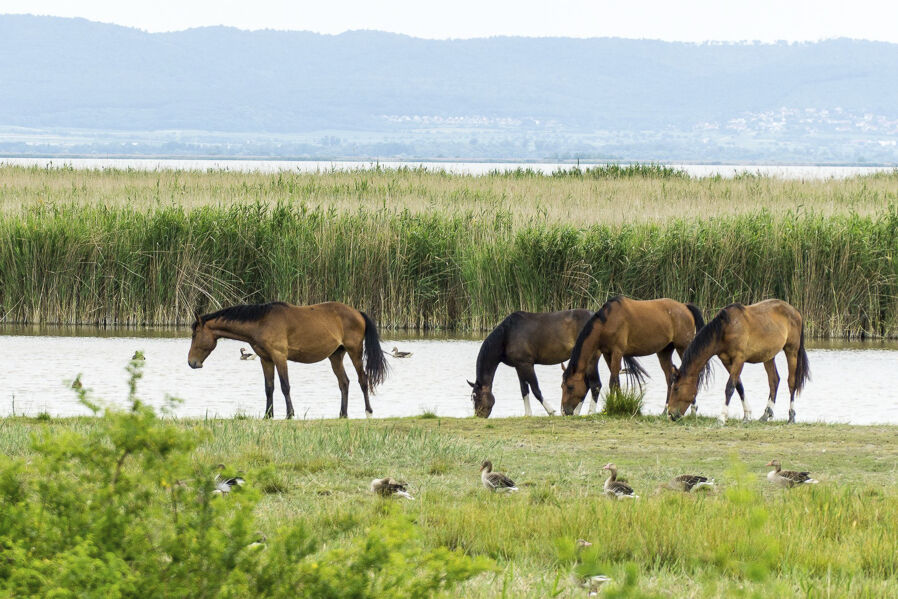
[0,359,492,597]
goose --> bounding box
[602,463,638,499]
[240,347,256,360]
[480,460,518,492]
[766,460,818,488]
[390,346,413,358]
[369,477,415,500]
[213,465,245,494]
[583,575,613,596]
[661,474,715,493]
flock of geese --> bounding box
[368,458,819,501]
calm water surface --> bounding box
[2,328,897,424]
[2,157,894,180]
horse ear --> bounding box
[467,380,476,388]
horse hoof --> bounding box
[365,411,373,419]
[717,416,727,426]
[788,410,796,424]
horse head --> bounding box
[666,366,699,420]
[559,369,589,415]
[188,313,218,369]
[468,380,495,418]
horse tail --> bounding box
[622,356,649,388]
[794,322,811,393]
[360,311,389,390]
[685,303,713,389]
[685,303,705,332]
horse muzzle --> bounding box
[188,360,203,369]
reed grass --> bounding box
[4,414,898,597]
[1,164,897,336]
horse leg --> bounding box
[608,352,622,391]
[348,348,373,418]
[586,359,602,415]
[521,364,555,416]
[657,344,675,415]
[274,359,295,420]
[759,359,779,422]
[718,357,746,424]
[261,358,275,419]
[328,349,351,418]
[785,350,799,423]
[515,367,533,416]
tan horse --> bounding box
[560,296,708,416]
[667,299,810,424]
[188,301,388,419]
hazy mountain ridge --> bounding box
[2,14,897,162]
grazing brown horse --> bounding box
[667,299,810,424]
[467,310,601,418]
[188,301,388,419]
[560,296,708,416]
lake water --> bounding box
[2,157,895,180]
[2,328,897,424]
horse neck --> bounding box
[207,318,256,344]
[572,321,602,376]
[682,336,720,379]
[475,334,503,388]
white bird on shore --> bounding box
[766,460,819,488]
[213,464,245,494]
[480,460,518,492]
[370,477,415,500]
[660,474,715,493]
[602,463,638,499]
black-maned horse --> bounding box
[467,310,600,418]
[188,301,388,419]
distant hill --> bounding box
[2,14,897,162]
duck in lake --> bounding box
[240,347,256,360]
[390,346,412,358]
[370,477,415,500]
[480,460,518,492]
[602,463,639,499]
[766,460,819,488]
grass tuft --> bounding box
[602,388,645,417]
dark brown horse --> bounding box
[560,296,708,416]
[667,299,810,424]
[467,310,601,418]
[188,301,388,419]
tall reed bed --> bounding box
[1,202,896,336]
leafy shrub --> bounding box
[0,359,492,597]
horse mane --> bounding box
[680,303,743,379]
[475,312,524,384]
[564,296,622,380]
[195,302,288,330]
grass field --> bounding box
[4,412,897,597]
[1,164,897,335]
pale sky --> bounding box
[4,0,898,43]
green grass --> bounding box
[3,414,898,597]
[1,165,897,335]
[602,387,645,417]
